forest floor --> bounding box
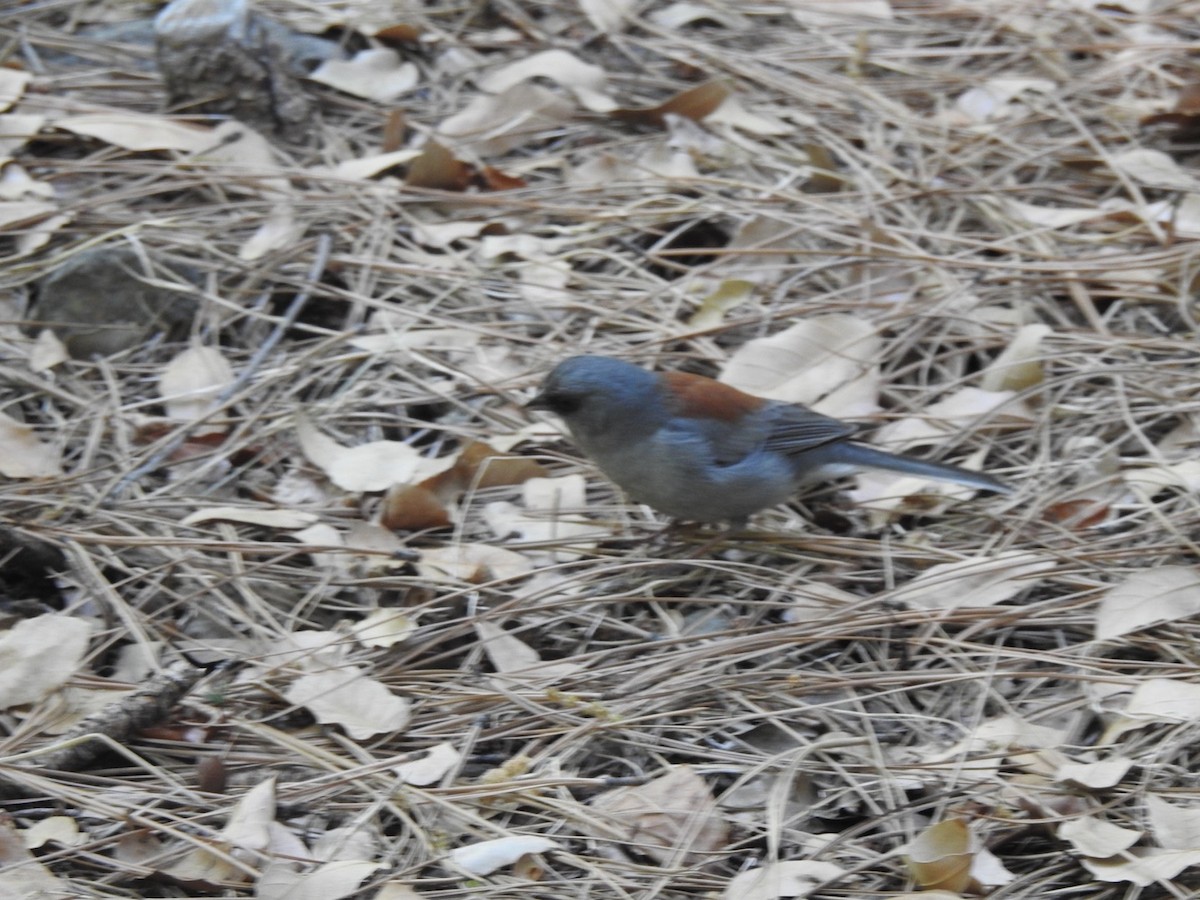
[3,1,1200,897]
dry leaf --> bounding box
[0,69,32,112]
[889,551,1055,610]
[1124,459,1200,493]
[21,816,85,849]
[330,148,422,181]
[55,112,219,152]
[475,620,584,686]
[980,324,1051,391]
[578,0,635,33]
[239,204,302,261]
[1082,847,1200,887]
[456,440,548,489]
[871,387,1033,454]
[610,81,731,127]
[0,410,62,478]
[27,328,68,373]
[405,140,472,191]
[724,860,848,900]
[416,543,534,584]
[484,476,603,561]
[352,609,418,648]
[1103,679,1200,743]
[159,345,234,423]
[650,2,750,29]
[167,778,278,884]
[515,258,572,305]
[590,767,728,867]
[1055,756,1134,790]
[1059,816,1141,857]
[1109,147,1200,190]
[293,523,350,574]
[785,0,894,25]
[0,198,58,229]
[374,885,424,900]
[184,121,284,194]
[0,816,73,895]
[475,619,539,672]
[221,777,277,849]
[438,84,575,155]
[374,23,424,47]
[380,483,454,531]
[1003,198,1105,229]
[902,818,973,892]
[381,439,548,531]
[1042,498,1111,530]
[312,822,379,862]
[479,49,614,112]
[180,507,319,529]
[687,279,754,329]
[917,714,1065,780]
[296,416,424,492]
[705,95,792,135]
[348,319,482,353]
[309,49,419,102]
[1147,793,1200,850]
[257,860,384,900]
[285,668,411,740]
[393,742,462,786]
[720,316,881,413]
[0,615,90,709]
[479,164,527,189]
[1126,679,1200,722]
[955,77,1055,123]
[781,583,859,621]
[408,220,494,248]
[450,835,558,876]
[338,521,410,576]
[0,160,53,200]
[1096,567,1200,640]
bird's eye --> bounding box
[547,393,582,415]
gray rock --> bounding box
[32,246,201,357]
[155,0,341,141]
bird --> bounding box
[526,355,1012,524]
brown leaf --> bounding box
[380,483,453,531]
[610,80,731,127]
[903,818,974,892]
[478,165,527,190]
[374,23,424,50]
[1142,83,1200,131]
[196,757,228,793]
[382,109,407,152]
[405,141,473,191]
[456,440,548,488]
[1043,499,1110,530]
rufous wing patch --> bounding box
[661,371,766,422]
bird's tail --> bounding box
[829,442,1012,494]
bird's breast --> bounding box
[579,428,798,522]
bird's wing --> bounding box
[760,403,858,456]
[674,401,857,467]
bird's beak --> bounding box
[525,391,550,411]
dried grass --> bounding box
[3,0,1200,897]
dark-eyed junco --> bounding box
[527,355,1011,523]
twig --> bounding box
[99,234,331,504]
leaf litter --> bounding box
[4,0,1200,897]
